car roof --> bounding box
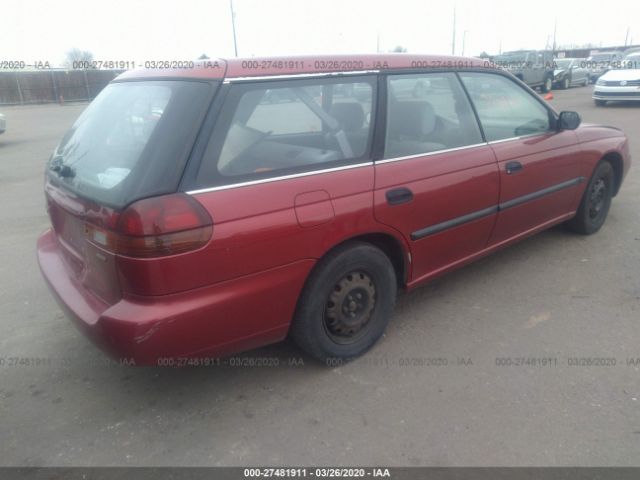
[115,54,487,82]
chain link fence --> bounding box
[0,70,124,105]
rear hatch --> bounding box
[45,79,217,304]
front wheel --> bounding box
[561,77,570,89]
[541,76,553,93]
[565,161,615,235]
[290,242,397,363]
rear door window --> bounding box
[196,77,375,186]
[384,72,483,158]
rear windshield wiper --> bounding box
[49,155,76,178]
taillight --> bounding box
[85,194,212,258]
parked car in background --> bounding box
[553,58,589,89]
[585,51,624,83]
[623,47,640,57]
[0,113,5,134]
[593,52,640,106]
[37,54,631,364]
[493,50,555,92]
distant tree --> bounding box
[198,53,210,59]
[65,48,94,68]
[391,45,408,53]
[479,51,489,58]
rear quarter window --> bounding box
[195,76,376,187]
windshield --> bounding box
[588,53,615,62]
[48,80,216,208]
[554,59,572,69]
[623,53,640,63]
[494,52,528,63]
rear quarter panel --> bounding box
[117,166,409,296]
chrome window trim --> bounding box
[186,132,554,194]
[186,162,373,195]
[376,142,488,164]
[487,132,550,145]
[224,70,380,83]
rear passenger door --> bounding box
[373,72,500,284]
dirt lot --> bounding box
[0,86,639,466]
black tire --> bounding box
[541,75,553,93]
[594,99,607,106]
[290,242,397,363]
[565,161,615,235]
[561,77,570,89]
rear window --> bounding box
[48,80,216,208]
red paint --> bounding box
[37,54,632,364]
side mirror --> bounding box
[558,111,581,130]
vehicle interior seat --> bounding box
[385,101,447,157]
[328,102,369,156]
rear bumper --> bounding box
[37,229,314,365]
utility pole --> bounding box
[462,30,468,56]
[624,27,630,46]
[451,4,456,55]
[230,0,238,57]
[376,32,380,53]
[552,20,557,53]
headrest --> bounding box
[330,102,365,132]
[389,101,436,139]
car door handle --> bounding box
[506,161,523,174]
[386,187,414,205]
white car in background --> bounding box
[593,53,640,106]
[0,113,5,134]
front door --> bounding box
[459,72,582,246]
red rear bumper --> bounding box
[37,229,313,365]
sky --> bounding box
[2,0,639,66]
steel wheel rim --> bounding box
[588,177,607,220]
[323,271,376,345]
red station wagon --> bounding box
[37,54,631,364]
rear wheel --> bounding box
[290,242,397,363]
[565,161,614,235]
